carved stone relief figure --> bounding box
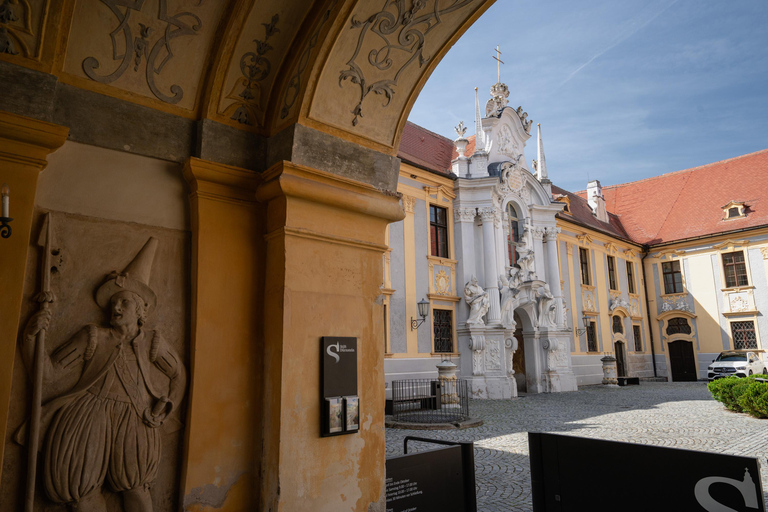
[485,339,502,371]
[16,237,187,512]
[464,275,489,326]
[536,283,556,328]
[609,296,631,312]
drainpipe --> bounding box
[641,244,657,377]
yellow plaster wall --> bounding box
[257,162,402,511]
[181,158,265,511]
[0,113,68,482]
[687,254,721,353]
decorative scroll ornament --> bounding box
[402,195,416,213]
[435,270,450,295]
[660,294,690,313]
[339,0,475,126]
[492,158,525,208]
[761,247,768,260]
[226,14,280,126]
[282,0,338,119]
[472,349,484,376]
[82,0,203,104]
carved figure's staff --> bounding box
[25,213,55,512]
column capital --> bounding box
[183,157,261,204]
[454,207,476,223]
[545,226,561,241]
[479,206,498,221]
[532,226,547,240]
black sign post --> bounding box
[320,337,358,437]
[529,432,765,512]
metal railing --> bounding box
[390,379,470,423]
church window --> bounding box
[633,325,642,352]
[607,256,618,290]
[429,205,449,258]
[612,315,624,334]
[579,248,591,286]
[662,261,683,294]
[731,321,757,350]
[722,251,748,288]
[507,203,520,265]
[666,317,691,336]
[626,261,636,294]
[433,309,453,352]
[586,321,598,352]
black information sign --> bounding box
[386,446,465,512]
[529,432,765,512]
[320,337,358,437]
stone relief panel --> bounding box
[727,291,753,313]
[1,211,190,512]
[582,289,596,312]
[434,268,450,295]
[63,0,227,110]
[660,294,690,313]
[630,297,642,318]
[484,339,501,371]
[496,125,520,158]
[0,0,50,60]
[309,0,484,147]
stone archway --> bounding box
[0,2,498,511]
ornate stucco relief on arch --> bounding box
[61,0,227,111]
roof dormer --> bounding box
[722,200,747,220]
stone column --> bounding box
[182,157,264,509]
[532,226,546,281]
[256,161,403,512]
[454,207,477,325]
[0,112,68,480]
[545,227,564,328]
[479,207,501,323]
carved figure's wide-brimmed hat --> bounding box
[95,237,158,311]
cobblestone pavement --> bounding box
[385,382,768,512]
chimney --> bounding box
[587,180,609,223]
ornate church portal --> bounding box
[454,81,578,397]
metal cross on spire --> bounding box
[492,45,504,83]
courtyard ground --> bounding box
[385,381,768,512]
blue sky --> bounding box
[407,0,768,192]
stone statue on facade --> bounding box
[464,276,490,326]
[498,271,520,329]
[17,237,186,512]
[536,283,556,328]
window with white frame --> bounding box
[722,251,748,288]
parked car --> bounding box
[707,351,767,381]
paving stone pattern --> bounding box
[385,382,768,512]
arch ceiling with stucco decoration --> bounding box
[1,0,493,156]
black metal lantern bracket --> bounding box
[411,298,431,330]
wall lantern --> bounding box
[576,314,591,336]
[1,183,11,239]
[410,298,430,330]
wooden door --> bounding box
[513,324,526,393]
[614,341,627,377]
[669,340,697,381]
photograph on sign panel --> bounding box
[327,397,343,433]
[345,396,359,431]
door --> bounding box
[614,341,627,377]
[669,340,697,381]
[513,319,526,392]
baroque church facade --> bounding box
[385,78,768,396]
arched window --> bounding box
[612,315,624,334]
[507,203,520,265]
[666,317,692,336]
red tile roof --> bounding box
[553,185,632,241]
[578,149,768,245]
[397,122,454,175]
